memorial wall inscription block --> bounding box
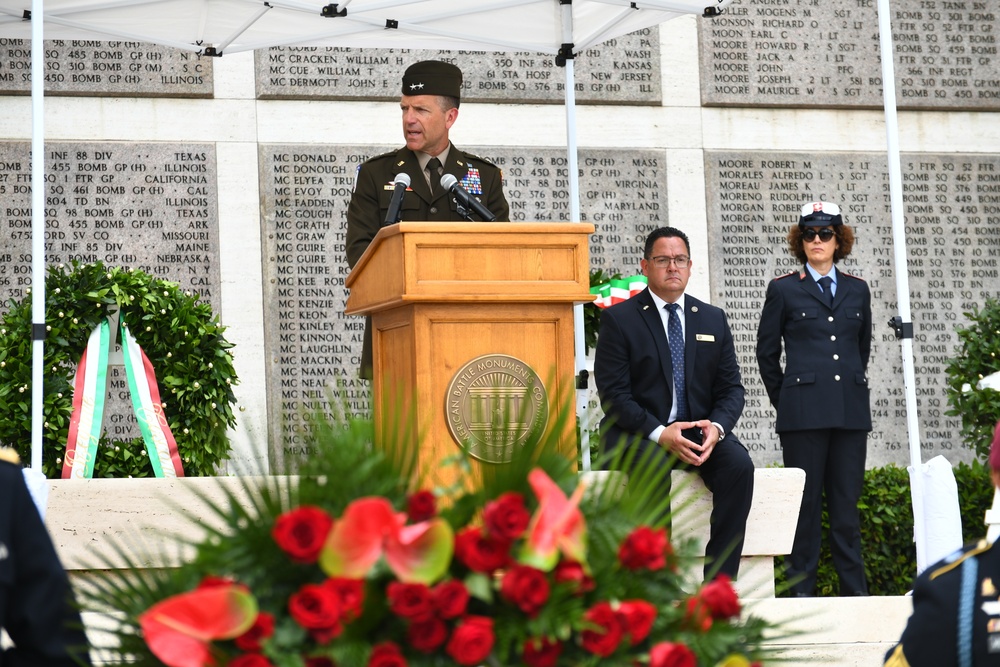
[0,40,213,96]
[700,0,999,110]
[705,149,1000,468]
[259,143,665,464]
[254,30,661,104]
[0,141,221,442]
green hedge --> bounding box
[776,459,995,596]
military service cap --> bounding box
[402,60,463,99]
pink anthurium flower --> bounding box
[519,469,587,571]
[139,583,258,667]
[319,496,454,584]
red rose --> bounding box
[483,492,530,541]
[234,611,275,651]
[618,526,672,571]
[431,580,469,619]
[324,577,365,621]
[522,636,563,667]
[367,642,408,667]
[228,655,274,667]
[406,490,437,523]
[272,506,334,563]
[682,596,713,632]
[454,527,510,573]
[553,560,594,594]
[698,574,741,619]
[304,659,336,667]
[500,565,550,617]
[407,617,448,653]
[387,581,435,622]
[446,615,495,666]
[649,641,697,667]
[581,602,624,657]
[616,600,657,646]
[289,583,342,631]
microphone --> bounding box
[440,173,496,222]
[383,172,411,226]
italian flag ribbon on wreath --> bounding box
[63,318,185,479]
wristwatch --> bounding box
[711,422,726,441]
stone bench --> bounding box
[582,467,805,598]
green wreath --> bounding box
[946,296,1000,462]
[0,261,239,478]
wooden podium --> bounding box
[345,222,594,483]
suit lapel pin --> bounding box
[643,305,649,310]
[691,306,698,313]
[397,160,405,167]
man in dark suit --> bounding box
[345,60,510,379]
[594,226,754,580]
[756,201,872,596]
[1,448,91,666]
[884,420,1000,667]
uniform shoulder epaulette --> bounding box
[0,446,21,464]
[774,271,797,281]
[929,539,992,580]
[840,272,867,282]
[361,150,399,166]
[463,152,501,169]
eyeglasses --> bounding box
[802,228,836,242]
[647,255,690,269]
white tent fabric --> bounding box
[0,0,731,55]
[0,0,734,473]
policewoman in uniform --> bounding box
[756,201,873,596]
[886,420,1000,667]
[1,448,92,665]
[345,60,510,379]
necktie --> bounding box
[818,276,834,307]
[665,303,688,421]
[426,157,442,196]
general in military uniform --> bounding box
[345,60,510,379]
[0,448,92,665]
[756,201,873,596]
[885,420,1000,667]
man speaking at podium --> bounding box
[346,60,510,379]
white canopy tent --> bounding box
[0,0,734,473]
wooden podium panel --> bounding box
[345,222,593,484]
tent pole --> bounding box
[30,0,45,472]
[561,1,591,472]
[876,0,926,571]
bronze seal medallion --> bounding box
[444,354,549,464]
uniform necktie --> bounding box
[818,275,834,307]
[426,157,442,196]
[665,303,688,421]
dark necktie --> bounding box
[818,275,834,307]
[426,157,442,197]
[665,303,688,421]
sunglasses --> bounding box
[802,228,836,242]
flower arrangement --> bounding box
[82,412,776,667]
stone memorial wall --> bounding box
[705,150,1000,466]
[0,141,220,443]
[258,144,664,463]
[0,39,212,96]
[255,31,662,103]
[700,0,1000,109]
